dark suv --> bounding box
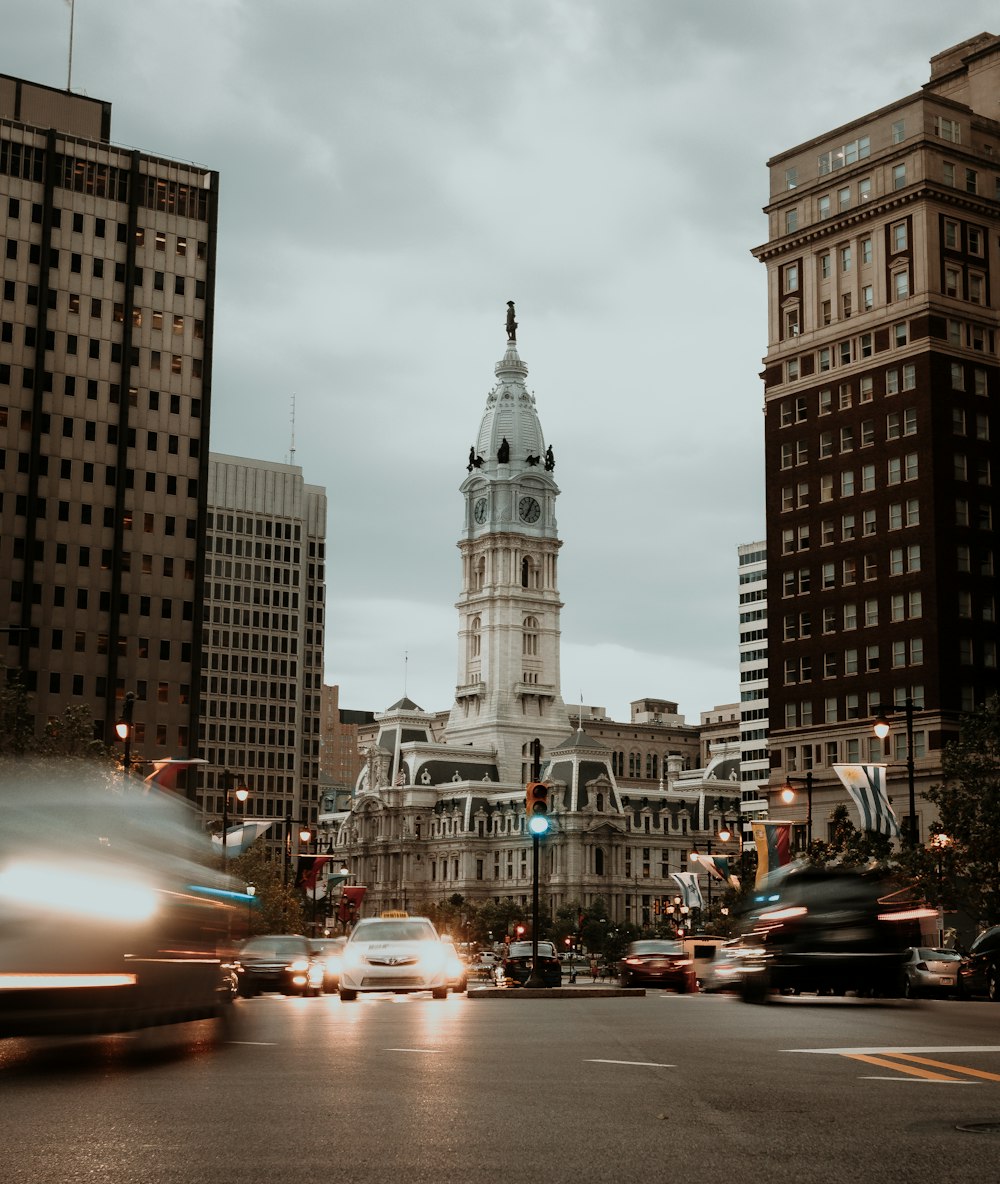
[735,865,918,1003]
[959,925,1000,1001]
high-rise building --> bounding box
[754,34,1000,841]
[0,75,217,768]
[199,454,326,858]
[737,541,769,851]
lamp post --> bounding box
[691,840,715,920]
[220,770,249,866]
[283,812,313,883]
[873,697,917,846]
[931,833,951,945]
[246,883,256,936]
[114,691,135,776]
[779,771,814,849]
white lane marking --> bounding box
[227,1041,277,1046]
[584,1059,675,1068]
[783,1045,1000,1055]
[384,1047,438,1054]
[859,1076,978,1084]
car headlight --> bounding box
[419,945,447,974]
[342,946,366,971]
[0,860,159,924]
[289,959,309,973]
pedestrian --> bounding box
[590,955,598,982]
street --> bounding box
[2,991,1000,1183]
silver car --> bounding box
[901,947,962,998]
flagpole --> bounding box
[66,0,75,92]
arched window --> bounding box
[521,557,529,588]
[473,556,486,591]
[646,753,658,779]
[628,751,641,778]
[595,848,605,875]
[596,793,604,812]
[521,556,540,589]
[522,616,539,656]
[613,751,624,776]
[469,615,481,659]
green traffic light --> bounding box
[528,815,550,836]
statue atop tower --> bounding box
[505,300,517,342]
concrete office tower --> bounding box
[754,35,1000,842]
[0,75,217,769]
[200,454,327,858]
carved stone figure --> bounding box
[497,436,510,464]
[544,444,555,471]
[467,446,484,472]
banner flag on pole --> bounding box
[752,821,793,888]
[834,763,900,838]
[211,821,273,859]
[669,871,704,910]
[143,757,207,793]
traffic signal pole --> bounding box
[525,738,548,989]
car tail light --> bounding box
[915,961,928,972]
[757,905,808,923]
[877,907,937,922]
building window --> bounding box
[893,163,907,191]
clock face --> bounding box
[473,497,488,524]
[518,496,541,523]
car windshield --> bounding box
[916,947,960,960]
[507,942,555,957]
[311,939,346,955]
[351,920,437,943]
[628,941,683,955]
[242,937,308,957]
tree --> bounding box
[230,841,304,935]
[925,695,1000,928]
[807,804,894,868]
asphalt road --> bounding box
[2,990,1000,1184]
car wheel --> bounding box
[432,987,448,1000]
[988,968,999,1002]
[339,988,358,1002]
[740,972,770,1005]
[455,978,468,993]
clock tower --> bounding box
[446,312,569,783]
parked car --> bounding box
[310,937,348,993]
[338,916,449,1000]
[235,935,324,997]
[958,925,1000,1001]
[900,947,962,998]
[502,940,562,987]
[619,940,694,991]
[734,864,922,1003]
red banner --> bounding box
[337,884,366,923]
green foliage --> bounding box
[925,695,1000,927]
[0,669,116,772]
[229,841,304,935]
[807,804,893,868]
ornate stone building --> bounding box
[319,320,740,927]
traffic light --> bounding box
[525,781,550,835]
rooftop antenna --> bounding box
[66,0,76,92]
[403,651,408,697]
[578,692,584,732]
[288,393,296,465]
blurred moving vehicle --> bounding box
[900,947,962,998]
[470,950,500,980]
[338,916,449,1000]
[734,863,928,1004]
[958,925,1000,1001]
[0,765,244,1038]
[440,936,468,993]
[235,935,324,997]
[701,940,761,993]
[501,940,562,987]
[310,937,347,993]
[619,940,694,991]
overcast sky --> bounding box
[6,2,999,722]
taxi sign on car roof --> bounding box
[379,910,409,918]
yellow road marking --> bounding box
[890,1054,1000,1083]
[845,1053,964,1082]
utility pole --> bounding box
[525,737,550,989]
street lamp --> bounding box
[283,812,313,883]
[931,833,952,945]
[246,883,256,936]
[115,691,135,775]
[220,770,249,865]
[873,696,917,845]
[779,771,813,849]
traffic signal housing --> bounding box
[525,780,550,835]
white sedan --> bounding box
[338,916,450,1000]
